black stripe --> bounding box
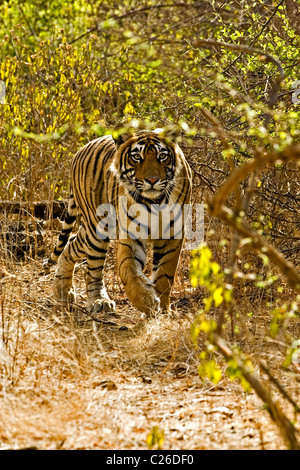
[87,285,103,291]
[87,263,105,271]
[135,256,145,269]
[154,273,173,282]
[87,251,107,260]
[85,232,109,251]
[152,241,168,251]
[118,256,134,272]
[153,246,179,265]
[64,214,77,224]
[54,275,73,280]
[154,258,172,270]
[70,243,85,258]
[60,226,73,237]
[118,241,133,251]
[135,238,144,248]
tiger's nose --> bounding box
[145,176,160,185]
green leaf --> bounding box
[146,426,165,450]
[213,287,223,307]
[198,359,222,384]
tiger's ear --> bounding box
[112,128,135,147]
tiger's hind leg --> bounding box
[152,238,183,313]
[43,194,77,274]
[52,226,86,305]
[117,238,160,316]
[85,239,116,315]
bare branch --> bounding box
[192,38,285,85]
[192,37,284,117]
[213,334,300,450]
[207,202,300,291]
[259,361,300,412]
[69,3,209,45]
[222,0,286,72]
[211,144,300,212]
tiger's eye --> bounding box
[131,154,142,162]
[159,153,169,161]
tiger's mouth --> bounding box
[122,175,172,203]
[142,187,163,197]
[127,185,166,204]
[141,179,170,201]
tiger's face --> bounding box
[115,132,181,203]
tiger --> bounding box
[43,129,192,316]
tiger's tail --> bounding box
[43,193,78,273]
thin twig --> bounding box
[259,361,300,413]
[213,334,300,450]
[69,3,209,45]
[211,144,300,213]
[207,202,300,291]
[192,37,284,115]
[222,0,286,74]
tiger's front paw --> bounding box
[53,277,76,305]
[88,298,116,315]
[128,280,161,316]
[146,292,161,316]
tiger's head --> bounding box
[112,130,182,204]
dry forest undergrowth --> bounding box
[0,220,299,451]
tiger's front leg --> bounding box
[117,239,160,316]
[152,238,183,312]
[85,240,116,315]
[52,228,86,305]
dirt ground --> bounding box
[0,241,299,451]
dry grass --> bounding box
[0,222,299,450]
